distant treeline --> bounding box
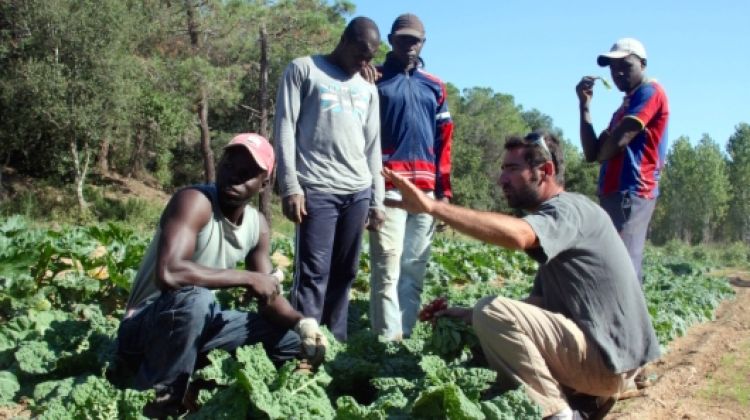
[1,0,748,244]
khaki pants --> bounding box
[472,296,635,417]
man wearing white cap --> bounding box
[117,134,327,417]
[576,38,669,283]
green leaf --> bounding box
[235,343,277,385]
[480,388,542,420]
[194,349,238,386]
[16,340,58,375]
[0,370,20,404]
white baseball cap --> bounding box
[597,38,647,67]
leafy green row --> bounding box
[0,216,738,418]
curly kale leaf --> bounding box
[0,370,20,404]
[418,355,496,401]
[427,317,480,361]
[480,388,542,420]
[32,377,75,405]
[36,375,152,420]
[16,340,57,375]
[412,383,485,419]
[188,384,250,420]
[235,343,277,384]
[193,348,238,386]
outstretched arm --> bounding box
[383,168,538,250]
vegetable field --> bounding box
[0,216,735,419]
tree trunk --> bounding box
[129,127,145,178]
[69,137,90,213]
[198,86,214,183]
[185,0,214,183]
[98,133,110,175]
[0,152,9,200]
[257,24,272,223]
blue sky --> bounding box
[352,0,749,150]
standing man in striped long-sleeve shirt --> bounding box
[369,13,454,341]
[576,38,669,283]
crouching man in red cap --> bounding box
[117,133,327,417]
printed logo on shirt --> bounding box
[320,84,369,121]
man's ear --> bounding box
[387,33,394,47]
[541,160,555,179]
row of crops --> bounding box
[0,216,736,418]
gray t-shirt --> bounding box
[523,191,660,373]
[125,184,261,310]
[273,55,384,209]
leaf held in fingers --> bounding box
[596,76,612,90]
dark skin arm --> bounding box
[594,117,643,162]
[155,188,299,326]
[577,76,643,162]
[282,194,306,224]
[245,213,303,329]
[365,208,385,231]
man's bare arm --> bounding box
[155,189,277,301]
[245,213,303,328]
[428,201,538,250]
[596,117,643,162]
[383,168,538,250]
[577,76,600,162]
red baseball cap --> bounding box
[225,133,275,173]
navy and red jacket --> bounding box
[376,54,454,198]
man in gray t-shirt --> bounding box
[383,132,660,419]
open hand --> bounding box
[247,273,280,305]
[435,306,473,326]
[359,64,382,84]
[382,168,435,214]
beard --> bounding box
[503,175,542,210]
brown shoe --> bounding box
[634,372,655,389]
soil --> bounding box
[95,172,171,204]
[608,272,750,419]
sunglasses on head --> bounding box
[523,133,557,170]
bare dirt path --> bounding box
[609,273,750,419]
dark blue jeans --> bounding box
[599,192,657,284]
[117,286,300,399]
[291,188,370,341]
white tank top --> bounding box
[125,184,260,310]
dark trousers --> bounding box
[599,192,657,283]
[291,188,370,341]
[117,286,300,399]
